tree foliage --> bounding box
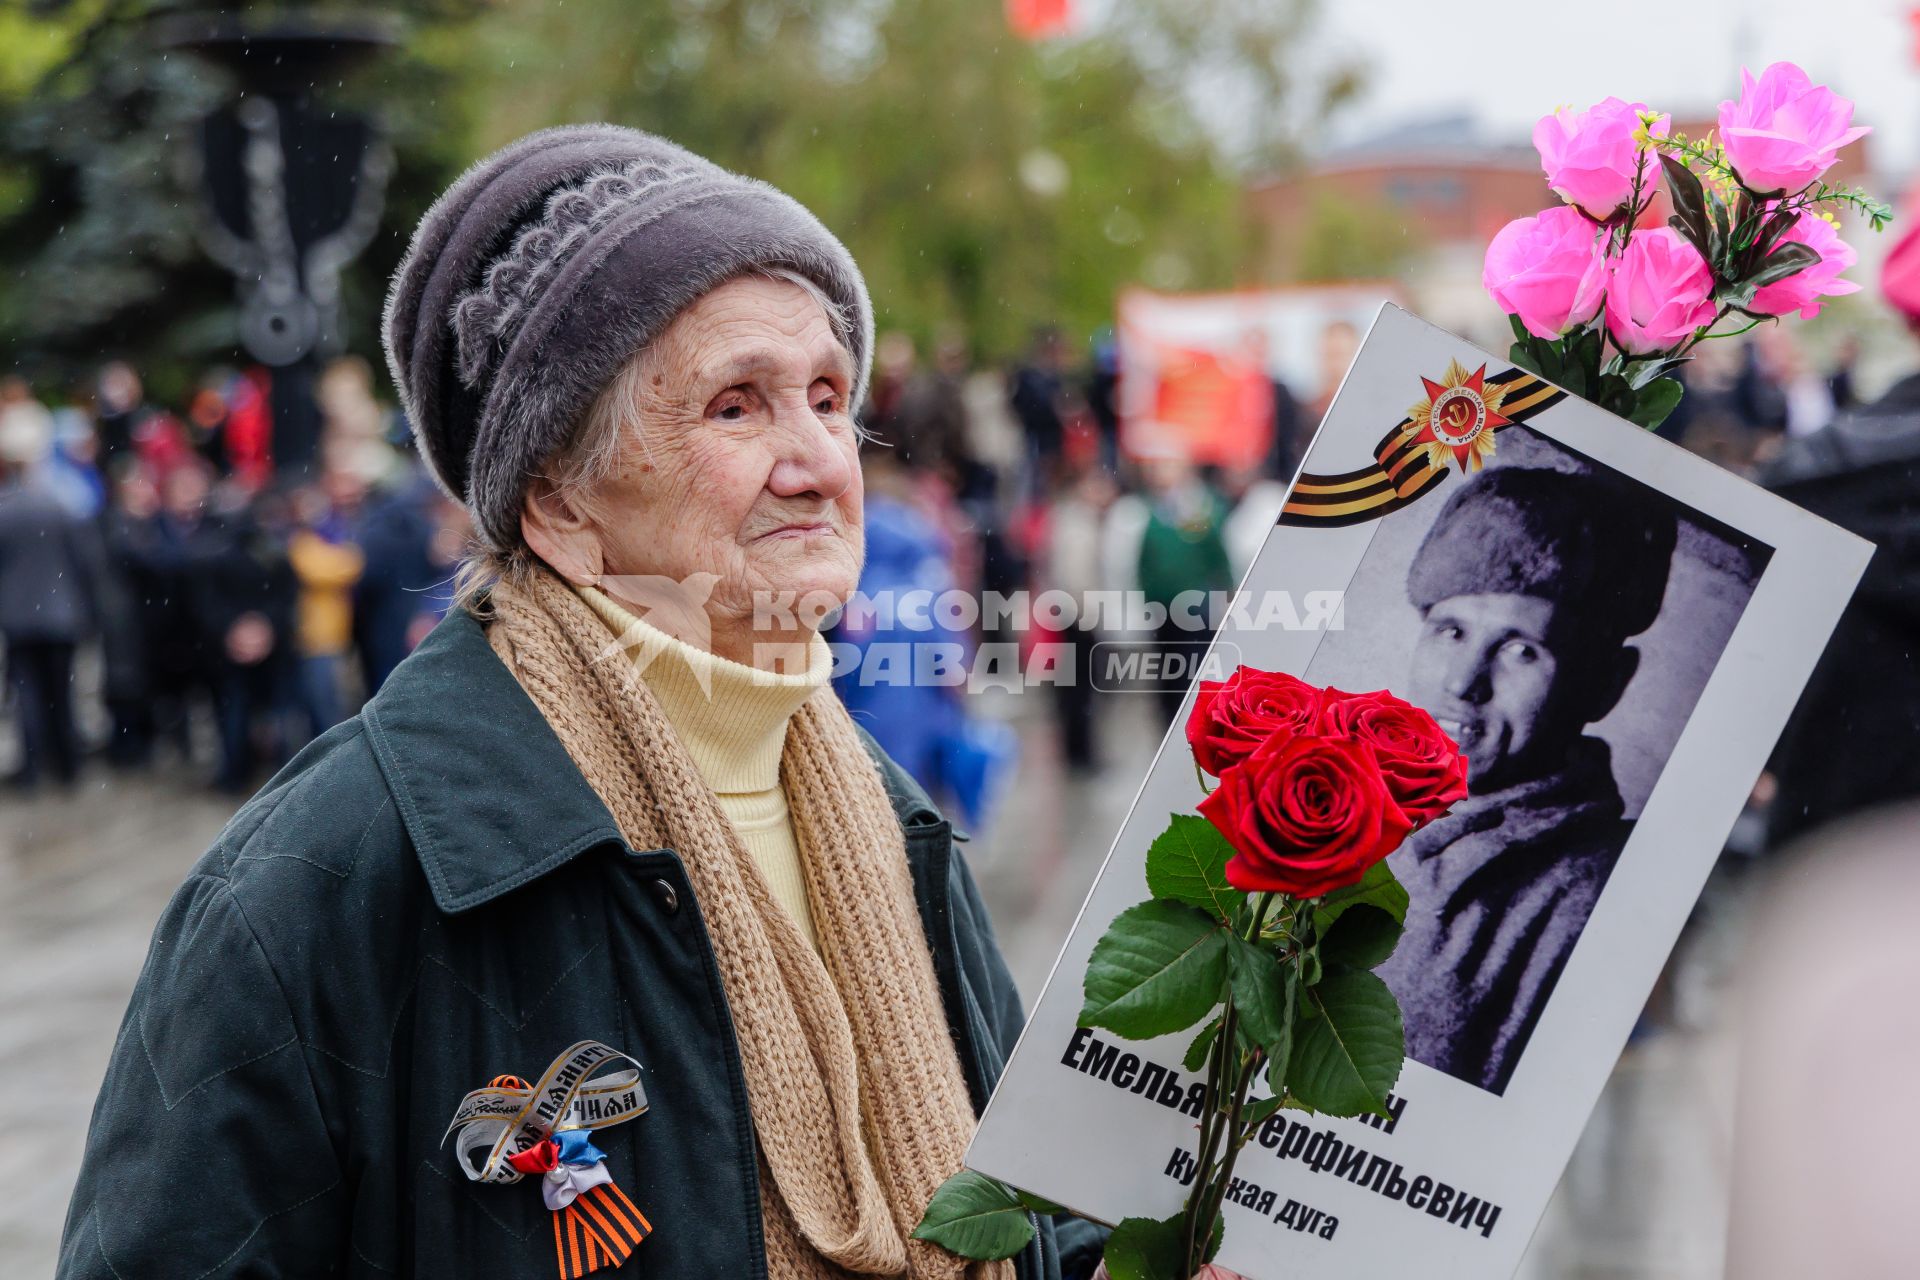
[0,0,486,395]
[1,0,1353,389]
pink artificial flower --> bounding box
[1718,63,1870,195]
[1483,207,1609,340]
[1532,97,1670,220]
[1605,227,1718,355]
[1750,213,1861,319]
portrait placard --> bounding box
[965,303,1872,1278]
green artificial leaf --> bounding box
[1627,378,1686,430]
[1287,970,1406,1118]
[1184,1014,1224,1072]
[1709,192,1732,264]
[1627,354,1689,390]
[1080,900,1230,1039]
[1508,313,1531,346]
[1557,350,1588,397]
[1530,336,1566,385]
[1506,340,1545,381]
[1747,241,1821,290]
[1596,372,1635,418]
[1318,904,1403,972]
[1144,814,1246,922]
[1102,1213,1187,1280]
[1015,1189,1065,1216]
[912,1170,1037,1260]
[1226,933,1291,1050]
[1316,860,1409,930]
[1750,204,1797,263]
[1572,323,1604,373]
[1548,324,1600,398]
[1660,153,1711,254]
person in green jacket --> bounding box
[1135,454,1236,721]
[60,125,1101,1280]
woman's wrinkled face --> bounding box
[569,276,865,649]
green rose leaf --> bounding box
[1297,949,1323,998]
[1243,1093,1286,1130]
[1144,814,1246,922]
[1288,969,1405,1117]
[1318,904,1402,972]
[1627,378,1685,430]
[1080,900,1230,1039]
[1183,1014,1224,1072]
[1102,1213,1187,1280]
[1225,933,1291,1050]
[1267,965,1296,1084]
[912,1170,1036,1261]
[1315,859,1408,931]
[1015,1189,1064,1216]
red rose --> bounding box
[1198,734,1415,898]
[1318,688,1469,825]
[1186,667,1324,776]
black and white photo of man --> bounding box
[1374,466,1678,1095]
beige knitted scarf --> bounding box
[486,567,1011,1280]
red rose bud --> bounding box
[1186,666,1325,777]
[1198,734,1415,899]
[1318,688,1470,826]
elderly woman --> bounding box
[59,126,1099,1280]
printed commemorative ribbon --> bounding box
[1279,362,1567,528]
[444,1041,653,1278]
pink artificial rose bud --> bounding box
[1605,227,1718,356]
[1533,97,1670,220]
[1749,213,1861,319]
[1718,62,1870,196]
[1483,207,1609,340]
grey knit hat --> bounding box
[381,124,874,553]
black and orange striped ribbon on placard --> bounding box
[553,1181,652,1279]
[1278,367,1567,528]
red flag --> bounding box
[1007,0,1073,40]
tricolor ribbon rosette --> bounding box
[444,1041,653,1278]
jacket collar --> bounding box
[362,605,943,915]
[361,606,626,914]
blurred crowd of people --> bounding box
[3,297,1916,847]
[835,303,1920,844]
[0,358,468,794]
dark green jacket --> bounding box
[59,608,1103,1279]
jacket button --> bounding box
[650,878,680,914]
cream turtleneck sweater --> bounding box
[575,584,832,951]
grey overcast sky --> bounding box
[1315,0,1919,179]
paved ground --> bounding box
[0,684,1739,1277]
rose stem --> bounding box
[1182,891,1277,1278]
